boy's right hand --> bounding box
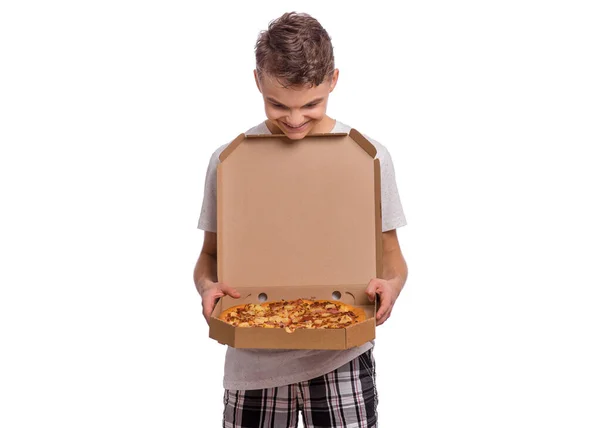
[200,280,241,325]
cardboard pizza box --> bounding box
[209,130,382,350]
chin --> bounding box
[276,119,315,140]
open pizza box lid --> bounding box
[209,129,382,350]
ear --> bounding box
[329,69,339,92]
[254,69,262,93]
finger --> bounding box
[376,307,393,326]
[220,283,241,298]
[202,301,212,324]
[365,279,381,302]
[202,293,220,322]
[376,292,391,320]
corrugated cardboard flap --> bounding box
[245,132,349,139]
[208,299,235,345]
[217,130,381,288]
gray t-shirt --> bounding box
[198,120,407,390]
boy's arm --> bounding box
[365,229,408,326]
[194,231,218,292]
[194,231,240,324]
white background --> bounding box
[1,0,599,427]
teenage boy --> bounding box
[194,12,408,428]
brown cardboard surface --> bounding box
[374,159,383,278]
[243,132,350,140]
[210,130,381,350]
[217,132,379,288]
[217,285,374,306]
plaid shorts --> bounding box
[223,349,378,428]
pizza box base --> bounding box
[209,285,376,350]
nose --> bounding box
[286,110,304,126]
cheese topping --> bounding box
[223,299,362,333]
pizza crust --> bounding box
[309,299,367,323]
[218,303,247,321]
[218,303,266,321]
[349,306,367,323]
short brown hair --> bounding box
[255,12,335,87]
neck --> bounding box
[312,116,336,133]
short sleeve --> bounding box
[197,128,263,233]
[197,148,222,233]
[372,140,407,232]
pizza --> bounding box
[218,298,366,333]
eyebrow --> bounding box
[266,97,325,108]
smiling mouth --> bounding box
[282,121,310,130]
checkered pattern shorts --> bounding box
[223,349,378,428]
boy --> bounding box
[194,12,408,428]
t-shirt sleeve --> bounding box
[377,144,407,232]
[197,149,220,233]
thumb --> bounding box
[220,283,241,298]
[365,279,379,302]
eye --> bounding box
[305,104,318,108]
[271,103,286,109]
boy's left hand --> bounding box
[365,277,404,326]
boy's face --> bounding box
[254,69,339,140]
